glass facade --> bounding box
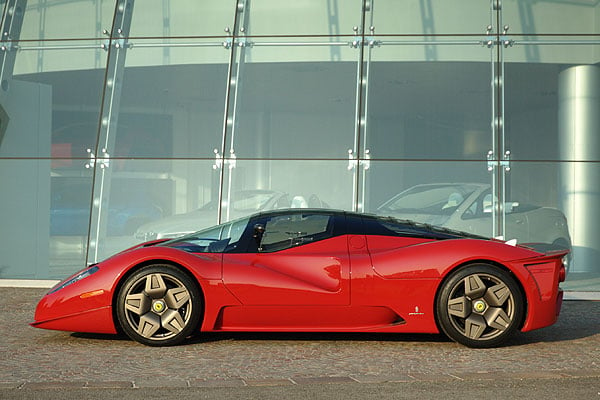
[0,0,598,292]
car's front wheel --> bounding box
[436,264,524,348]
[116,264,202,346]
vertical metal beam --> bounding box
[218,0,249,224]
[350,0,367,212]
[86,0,135,264]
[0,0,26,85]
[491,0,503,238]
[0,0,25,148]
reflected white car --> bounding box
[134,190,328,241]
[377,183,571,253]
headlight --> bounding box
[48,265,99,294]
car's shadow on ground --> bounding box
[70,301,600,347]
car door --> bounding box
[222,212,350,306]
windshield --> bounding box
[380,184,479,215]
[161,217,249,253]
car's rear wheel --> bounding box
[116,264,202,346]
[436,264,524,348]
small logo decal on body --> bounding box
[409,306,425,316]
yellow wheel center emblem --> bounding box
[473,300,486,313]
[153,300,165,313]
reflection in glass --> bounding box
[227,44,358,159]
[363,161,492,236]
[0,160,51,278]
[369,0,491,35]
[19,0,115,40]
[222,160,353,220]
[242,0,362,36]
[364,46,492,160]
[114,41,229,159]
[503,1,600,34]
[93,160,219,261]
[49,174,93,277]
[8,44,107,158]
[504,43,600,161]
[129,0,235,37]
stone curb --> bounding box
[3,369,599,390]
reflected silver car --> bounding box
[134,190,328,241]
[377,183,571,253]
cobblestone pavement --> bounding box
[1,288,599,390]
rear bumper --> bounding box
[522,288,563,332]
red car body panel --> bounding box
[31,211,567,342]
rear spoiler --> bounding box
[520,242,570,258]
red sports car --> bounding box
[31,209,567,348]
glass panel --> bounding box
[91,160,219,262]
[110,39,229,159]
[243,0,362,36]
[364,42,493,160]
[4,41,107,158]
[508,161,600,292]
[504,42,600,161]
[19,0,115,40]
[222,160,353,221]
[226,40,358,159]
[0,159,52,279]
[129,0,235,37]
[368,0,492,35]
[503,1,600,35]
[0,160,93,279]
[49,172,93,278]
[362,161,493,237]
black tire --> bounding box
[116,264,202,346]
[436,264,524,348]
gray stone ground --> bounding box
[1,288,599,391]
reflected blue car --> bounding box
[51,180,162,236]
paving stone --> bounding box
[85,381,134,388]
[188,379,246,388]
[408,373,458,381]
[0,382,22,389]
[134,379,189,388]
[292,377,356,385]
[21,381,86,389]
[244,378,295,386]
[559,369,600,378]
[351,374,414,383]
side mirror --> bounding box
[253,224,265,245]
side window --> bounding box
[462,192,492,220]
[259,214,333,252]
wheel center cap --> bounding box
[473,300,487,313]
[152,300,166,314]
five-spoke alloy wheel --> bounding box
[116,264,202,346]
[436,264,524,348]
